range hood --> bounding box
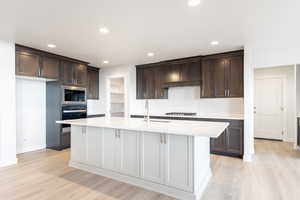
[162,80,201,88]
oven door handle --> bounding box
[63,110,87,113]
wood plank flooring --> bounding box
[0,139,299,200]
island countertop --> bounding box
[57,117,229,138]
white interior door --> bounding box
[254,78,284,140]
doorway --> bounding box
[254,66,296,142]
[107,77,125,117]
[254,77,284,140]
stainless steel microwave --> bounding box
[62,86,87,105]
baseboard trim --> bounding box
[17,144,46,154]
[243,153,254,162]
[0,157,18,167]
[69,161,207,200]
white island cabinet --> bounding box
[57,117,229,200]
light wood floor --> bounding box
[1,140,300,200]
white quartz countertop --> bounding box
[57,117,229,138]
[131,113,244,120]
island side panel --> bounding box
[193,136,212,199]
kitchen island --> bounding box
[57,117,229,200]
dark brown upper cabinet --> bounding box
[61,61,87,87]
[87,66,99,100]
[61,61,74,85]
[40,56,60,79]
[136,65,168,100]
[74,63,87,87]
[200,60,214,98]
[15,50,40,77]
[201,51,244,98]
[15,44,89,86]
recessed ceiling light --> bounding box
[188,0,201,7]
[103,60,109,64]
[47,44,56,48]
[99,27,110,34]
[147,52,154,57]
[210,41,219,46]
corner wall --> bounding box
[0,41,17,167]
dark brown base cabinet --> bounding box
[210,120,244,157]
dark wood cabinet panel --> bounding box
[226,127,244,155]
[41,56,60,79]
[227,56,244,97]
[15,51,40,77]
[15,44,89,86]
[213,59,227,97]
[74,64,87,87]
[201,60,214,98]
[61,61,74,85]
[165,64,181,83]
[87,67,99,99]
[143,67,156,99]
[210,119,244,157]
[201,51,244,98]
[61,61,87,87]
[154,65,168,99]
[210,132,227,152]
[136,68,145,99]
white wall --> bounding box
[296,65,300,117]
[16,78,46,153]
[254,66,296,142]
[244,0,300,68]
[0,41,17,167]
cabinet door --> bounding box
[154,66,168,99]
[201,60,214,98]
[226,127,243,155]
[41,56,60,79]
[71,126,87,163]
[181,61,201,82]
[86,127,102,167]
[102,128,117,171]
[143,68,156,99]
[140,132,164,184]
[117,130,140,177]
[136,68,145,99]
[164,135,193,192]
[210,132,227,153]
[166,64,181,83]
[87,67,99,99]
[213,59,227,97]
[62,61,74,85]
[74,64,87,87]
[15,51,40,77]
[227,56,244,97]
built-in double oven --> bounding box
[60,86,87,148]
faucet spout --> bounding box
[144,99,150,122]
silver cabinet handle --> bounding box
[63,110,87,113]
[160,135,163,144]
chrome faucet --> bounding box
[144,99,150,122]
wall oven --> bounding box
[62,86,87,105]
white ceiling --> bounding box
[0,0,245,67]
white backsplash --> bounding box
[130,86,244,115]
